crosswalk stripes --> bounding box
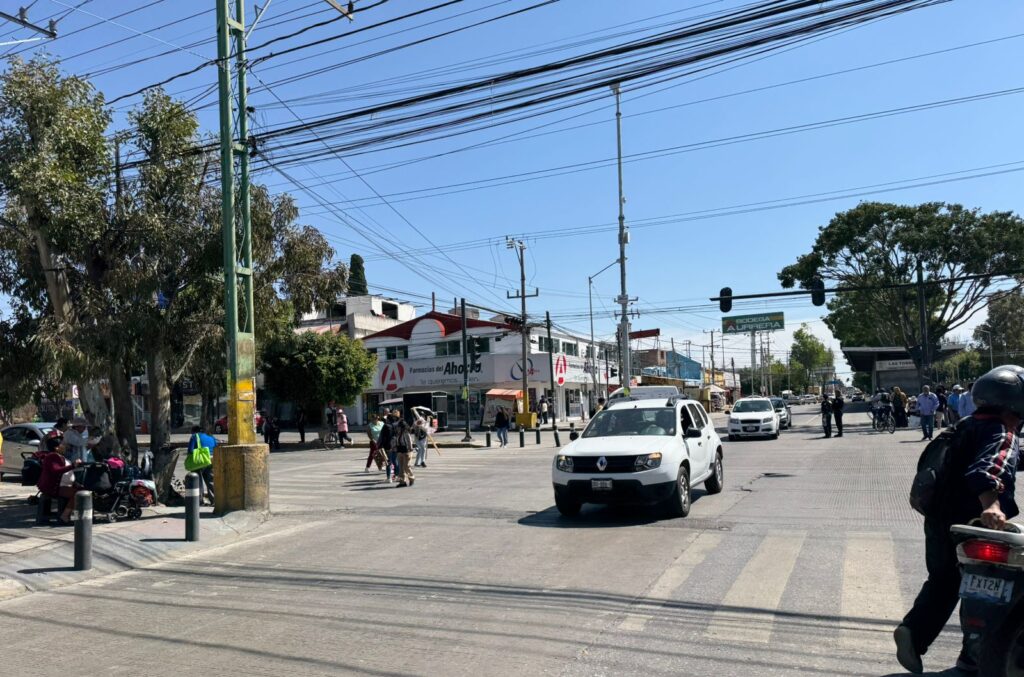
[618,531,723,632]
[704,532,807,644]
[840,533,905,651]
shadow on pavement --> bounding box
[17,566,76,574]
[519,489,712,528]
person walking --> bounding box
[494,406,510,448]
[336,408,352,447]
[364,414,385,472]
[820,396,833,438]
[935,386,948,428]
[833,392,845,437]
[540,398,549,425]
[378,411,398,482]
[187,425,216,503]
[895,366,1024,674]
[893,387,909,428]
[959,382,976,418]
[394,411,414,487]
[413,414,429,468]
[947,386,962,426]
[295,406,307,444]
[916,385,940,441]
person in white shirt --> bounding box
[958,382,976,418]
[62,417,96,464]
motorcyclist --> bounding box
[895,365,1024,674]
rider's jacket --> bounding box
[941,411,1021,523]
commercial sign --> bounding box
[555,354,568,386]
[722,312,785,334]
[876,358,916,372]
[628,328,660,340]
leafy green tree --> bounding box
[261,331,377,415]
[779,202,1024,381]
[973,289,1024,364]
[790,325,833,377]
[348,253,368,296]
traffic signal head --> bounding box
[719,287,732,313]
[810,277,825,306]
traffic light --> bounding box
[469,338,482,369]
[810,277,825,306]
[719,287,732,313]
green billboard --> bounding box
[722,312,785,334]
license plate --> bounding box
[591,479,613,491]
[960,573,1014,603]
[743,426,757,432]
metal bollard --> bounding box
[553,423,561,448]
[185,472,201,542]
[535,428,541,445]
[73,491,92,571]
[519,428,525,448]
[486,427,492,448]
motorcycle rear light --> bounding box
[963,540,1011,564]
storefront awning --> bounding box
[486,388,522,398]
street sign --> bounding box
[722,312,785,334]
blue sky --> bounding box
[3,0,1023,380]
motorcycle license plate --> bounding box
[591,479,613,491]
[960,573,1014,603]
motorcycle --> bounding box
[952,521,1024,675]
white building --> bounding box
[361,311,619,428]
[297,294,417,340]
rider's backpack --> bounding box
[909,419,972,517]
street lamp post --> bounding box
[588,258,620,404]
[977,328,995,369]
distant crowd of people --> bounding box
[869,382,974,440]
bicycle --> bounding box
[873,407,896,434]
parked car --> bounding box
[851,392,865,402]
[214,413,263,434]
[0,422,55,479]
[728,397,781,440]
[551,396,723,518]
[769,397,791,429]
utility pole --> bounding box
[611,83,634,395]
[750,331,757,396]
[215,0,267,515]
[670,337,677,379]
[731,357,737,396]
[546,311,557,424]
[507,238,538,427]
[588,258,619,401]
[460,299,472,443]
[704,329,717,388]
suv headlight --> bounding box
[555,455,573,472]
[634,452,662,471]
[729,417,740,424]
[761,417,774,424]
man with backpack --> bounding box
[896,366,1024,674]
[392,409,414,487]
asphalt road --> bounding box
[0,403,964,676]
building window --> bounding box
[385,346,408,360]
[381,302,399,320]
[435,340,461,357]
[367,348,377,357]
[563,342,579,357]
[539,337,561,353]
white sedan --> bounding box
[728,398,781,440]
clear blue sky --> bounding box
[3,0,1023,378]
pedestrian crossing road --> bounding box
[1,409,966,676]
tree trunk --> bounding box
[147,348,176,501]
[152,446,183,506]
[109,359,138,462]
[200,391,216,432]
[78,381,112,432]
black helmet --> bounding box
[972,366,1024,418]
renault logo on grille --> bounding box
[596,456,608,472]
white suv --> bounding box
[551,397,724,518]
[727,397,781,440]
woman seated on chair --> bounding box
[36,437,83,524]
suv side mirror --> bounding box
[685,428,702,438]
[569,431,579,441]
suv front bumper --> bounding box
[553,480,676,506]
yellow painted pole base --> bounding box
[213,443,270,515]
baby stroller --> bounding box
[81,460,154,522]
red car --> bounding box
[214,413,263,434]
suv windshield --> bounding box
[583,408,677,437]
[733,400,773,413]
[770,398,785,409]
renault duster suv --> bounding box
[551,396,724,518]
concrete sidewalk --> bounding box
[0,482,270,601]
